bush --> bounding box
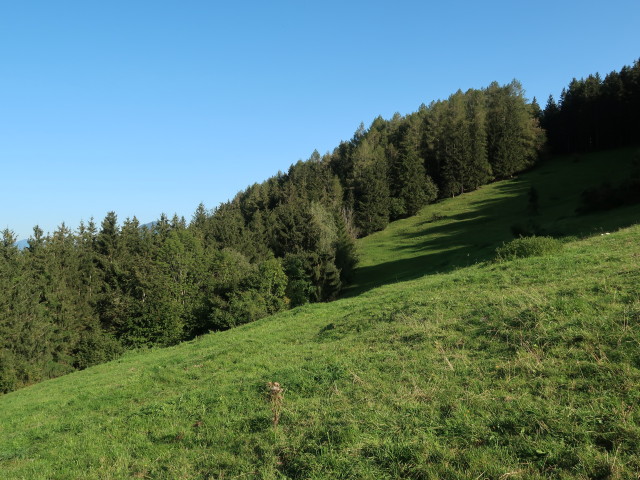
[0,349,19,393]
[495,236,563,261]
[73,332,124,369]
[576,178,640,214]
[510,220,546,238]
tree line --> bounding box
[540,60,640,214]
[541,59,640,153]
[1,79,544,393]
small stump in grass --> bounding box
[266,381,284,427]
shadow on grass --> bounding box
[342,170,640,298]
[342,181,529,297]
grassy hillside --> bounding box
[1,149,640,479]
[348,147,640,295]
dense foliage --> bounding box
[333,80,544,234]
[542,59,640,153]
[1,79,543,393]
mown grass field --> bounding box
[1,149,640,479]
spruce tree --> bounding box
[464,88,493,190]
[486,80,542,178]
[440,90,469,196]
[352,137,390,235]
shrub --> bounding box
[0,350,18,393]
[73,332,124,370]
[510,220,546,238]
[576,178,640,214]
[495,236,563,261]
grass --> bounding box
[494,236,563,261]
[346,147,640,295]
[1,148,640,479]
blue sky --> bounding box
[1,0,639,240]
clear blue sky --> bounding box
[1,0,638,240]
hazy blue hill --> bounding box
[14,239,29,250]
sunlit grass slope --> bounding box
[1,149,640,479]
[347,147,640,295]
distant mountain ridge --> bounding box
[14,239,29,250]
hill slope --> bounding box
[348,147,640,295]
[1,150,640,479]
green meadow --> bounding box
[349,148,640,295]
[1,148,640,479]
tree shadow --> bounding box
[342,182,528,297]
[341,173,640,298]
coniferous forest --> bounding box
[1,60,639,394]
